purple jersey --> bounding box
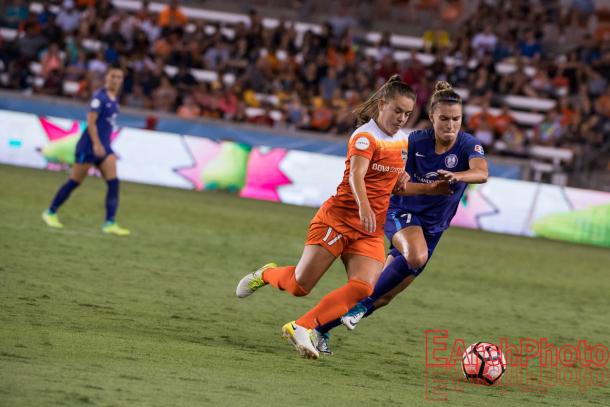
[389,128,486,233]
[77,88,119,151]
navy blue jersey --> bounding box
[77,88,119,151]
[389,128,486,233]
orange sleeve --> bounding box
[347,132,377,161]
[158,9,169,26]
[467,114,478,129]
[177,10,188,25]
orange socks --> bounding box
[262,267,374,329]
[296,279,373,329]
[262,266,309,297]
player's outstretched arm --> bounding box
[437,157,488,185]
[394,181,453,196]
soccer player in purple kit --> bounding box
[42,67,130,236]
[313,81,489,354]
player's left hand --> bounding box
[359,203,376,234]
[437,169,460,185]
[392,171,410,194]
[93,143,106,158]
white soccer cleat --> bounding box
[282,321,319,359]
[340,303,367,331]
[235,262,276,298]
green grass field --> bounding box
[1,164,609,406]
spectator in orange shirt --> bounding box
[558,97,576,126]
[467,102,496,148]
[441,0,463,23]
[338,33,356,64]
[153,30,181,61]
[493,105,515,136]
[177,95,201,118]
[594,86,610,119]
[310,98,334,132]
[158,0,187,29]
[468,103,496,129]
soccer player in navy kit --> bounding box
[314,81,488,354]
[42,67,130,236]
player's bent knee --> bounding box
[70,171,88,183]
[294,276,313,296]
[349,279,373,298]
[293,286,310,297]
[407,253,428,269]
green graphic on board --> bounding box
[201,142,250,191]
[41,135,78,164]
[532,203,610,247]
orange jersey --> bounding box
[321,119,408,236]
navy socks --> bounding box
[105,178,119,222]
[49,179,80,213]
[316,254,420,333]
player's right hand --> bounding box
[93,143,106,158]
[392,171,410,194]
[429,181,453,196]
[359,204,376,233]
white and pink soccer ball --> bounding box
[462,342,507,385]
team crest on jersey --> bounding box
[474,144,484,154]
[401,149,408,162]
[355,136,370,150]
[445,154,458,168]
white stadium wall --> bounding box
[1,109,609,247]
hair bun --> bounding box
[388,74,402,84]
[434,81,452,92]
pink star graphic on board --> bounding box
[175,137,222,190]
[39,117,121,142]
[39,117,81,141]
[240,147,292,202]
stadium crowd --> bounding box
[1,0,609,159]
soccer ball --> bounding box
[462,342,507,385]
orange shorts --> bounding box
[305,207,386,263]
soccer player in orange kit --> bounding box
[236,75,416,359]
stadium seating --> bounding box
[1,0,607,188]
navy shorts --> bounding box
[384,208,443,272]
[75,146,113,166]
